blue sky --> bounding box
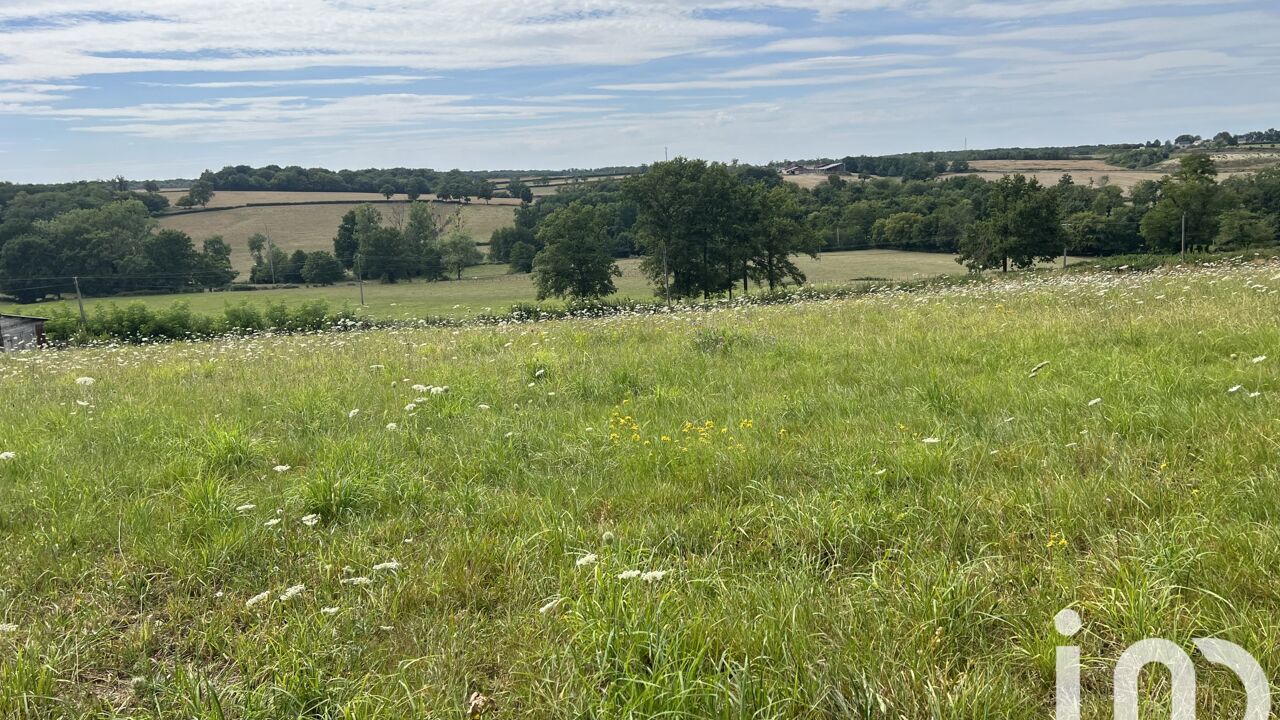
[1,1,1277,183]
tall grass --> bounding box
[0,262,1277,717]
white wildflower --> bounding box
[1228,385,1243,394]
[430,386,448,395]
[0,622,17,632]
[300,514,320,527]
[617,570,642,580]
[279,584,305,602]
[372,561,401,572]
[1253,355,1267,364]
[535,368,546,377]
[411,384,429,392]
[602,531,616,543]
[477,404,491,410]
[273,465,291,473]
[921,437,941,444]
[385,422,398,431]
[75,400,90,407]
[263,518,281,527]
[235,503,256,512]
[641,570,669,583]
[348,409,360,418]
[340,576,373,586]
[321,606,340,615]
[0,451,15,461]
[245,591,270,607]
[1249,392,1262,398]
[404,403,417,412]
[539,597,565,615]
[1028,361,1050,378]
[1088,398,1102,407]
[576,553,599,567]
[75,376,95,386]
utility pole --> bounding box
[356,253,365,306]
[1180,212,1186,262]
[73,276,87,326]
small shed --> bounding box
[0,313,48,352]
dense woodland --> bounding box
[2,142,1279,304]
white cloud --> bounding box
[141,75,437,89]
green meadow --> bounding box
[0,250,977,323]
[0,261,1277,718]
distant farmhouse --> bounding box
[783,163,845,175]
[0,313,47,352]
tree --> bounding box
[250,246,289,284]
[531,202,621,300]
[507,180,533,204]
[489,225,535,263]
[301,251,345,284]
[185,179,214,208]
[284,249,308,283]
[439,232,483,279]
[476,181,495,204]
[1214,209,1274,250]
[950,159,971,173]
[872,212,926,249]
[1140,154,1232,253]
[958,174,1062,271]
[744,185,819,291]
[509,241,536,273]
[247,233,268,266]
[623,158,713,303]
[197,235,238,288]
[403,201,442,277]
[143,180,160,193]
[333,210,358,268]
[405,178,424,202]
[379,183,396,200]
[0,235,58,302]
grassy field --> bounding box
[1,250,981,321]
[1,260,1277,717]
[157,202,517,274]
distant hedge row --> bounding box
[44,300,363,344]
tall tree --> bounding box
[531,201,621,300]
[333,210,358,268]
[958,174,1062,271]
[439,232,482,279]
[1140,154,1232,253]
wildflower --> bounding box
[535,368,546,377]
[1253,355,1267,364]
[1228,385,1243,394]
[235,503,256,512]
[576,553,599,567]
[340,576,373,586]
[404,403,417,412]
[539,597,565,615]
[602,531,616,543]
[641,570,669,583]
[264,518,281,527]
[1249,392,1262,398]
[300,514,320,527]
[0,451,15,461]
[1088,398,1102,407]
[386,422,398,431]
[411,384,429,392]
[75,376,95,386]
[1028,361,1050,378]
[321,607,340,615]
[478,404,491,410]
[0,622,17,633]
[921,437,941,444]
[245,591,270,607]
[279,584,306,602]
[348,409,360,418]
[617,570,642,580]
[273,465,291,473]
[430,386,448,395]
[372,561,401,572]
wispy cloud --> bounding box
[140,75,438,89]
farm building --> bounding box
[783,163,845,175]
[0,313,47,351]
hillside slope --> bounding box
[1,262,1278,717]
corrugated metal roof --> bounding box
[0,313,49,322]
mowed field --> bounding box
[158,201,517,274]
[158,190,523,209]
[1,262,1278,717]
[1,250,979,321]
